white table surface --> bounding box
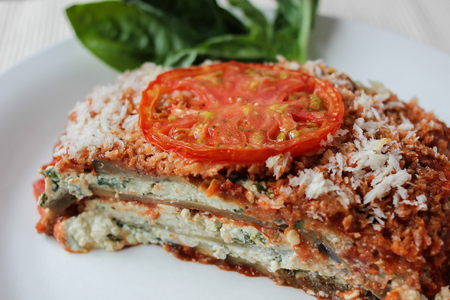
[1,0,450,72]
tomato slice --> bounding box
[139,61,344,164]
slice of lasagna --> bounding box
[34,60,450,300]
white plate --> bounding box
[1,16,450,300]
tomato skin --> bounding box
[139,61,344,164]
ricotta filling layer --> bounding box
[60,198,349,282]
[39,166,242,213]
[41,166,395,296]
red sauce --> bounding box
[163,243,264,277]
[33,178,45,202]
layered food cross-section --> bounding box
[34,60,450,300]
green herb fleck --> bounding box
[254,181,267,194]
[37,193,48,207]
[112,218,124,227]
[242,231,252,244]
[241,230,254,245]
[124,223,146,231]
[253,232,266,245]
[97,176,130,190]
[295,220,304,229]
[233,230,266,245]
[217,222,223,231]
[106,233,123,242]
[227,173,240,184]
[42,167,59,181]
[42,167,60,192]
[112,218,147,232]
[274,254,282,262]
[233,208,245,214]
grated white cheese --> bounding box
[398,121,414,132]
[323,89,429,225]
[54,63,168,159]
[326,152,345,180]
[403,195,428,211]
[299,88,425,215]
[302,59,324,77]
[289,169,349,206]
[435,286,450,300]
[320,128,349,147]
[289,169,338,199]
[266,153,292,180]
[370,204,388,226]
[383,101,404,109]
[353,91,374,115]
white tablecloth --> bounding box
[1,0,449,72]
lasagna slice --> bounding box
[34,60,450,300]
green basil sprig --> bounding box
[66,0,319,71]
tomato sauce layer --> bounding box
[139,61,344,163]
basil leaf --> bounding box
[66,0,320,70]
[128,0,247,38]
[165,35,272,68]
[226,0,272,41]
[66,1,197,71]
[191,0,319,63]
[274,0,320,62]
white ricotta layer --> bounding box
[42,166,242,213]
[61,199,348,279]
